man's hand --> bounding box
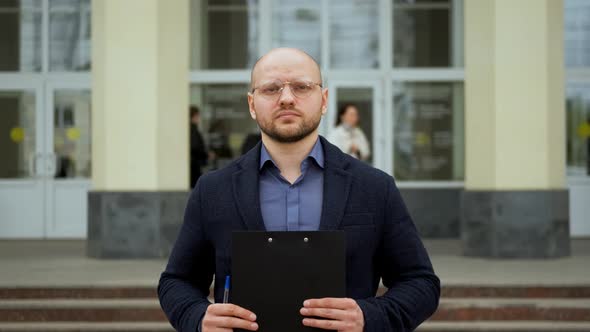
[201,303,258,331]
[300,298,364,332]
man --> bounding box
[158,48,440,332]
[189,106,208,188]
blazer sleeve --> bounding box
[158,179,214,332]
[356,178,440,332]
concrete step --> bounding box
[0,288,156,300]
[0,322,174,332]
[417,321,590,332]
[3,285,590,300]
[0,299,165,322]
[432,299,590,321]
[1,298,590,322]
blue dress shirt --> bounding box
[259,139,324,231]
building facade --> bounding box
[0,0,588,258]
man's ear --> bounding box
[321,89,328,115]
[247,93,257,120]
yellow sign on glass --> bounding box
[10,127,24,143]
[578,122,590,138]
[66,127,81,141]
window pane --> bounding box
[0,91,36,178]
[190,0,258,70]
[190,84,259,171]
[0,0,42,72]
[49,0,91,71]
[564,0,590,67]
[393,0,455,67]
[53,90,91,178]
[272,0,321,64]
[330,0,379,69]
[566,84,590,176]
[393,82,464,180]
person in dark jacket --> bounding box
[159,48,440,332]
[189,106,208,188]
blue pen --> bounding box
[223,275,230,303]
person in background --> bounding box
[328,103,371,161]
[240,131,262,155]
[190,106,208,188]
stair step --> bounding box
[432,299,590,321]
[0,288,156,300]
[0,299,165,322]
[0,322,174,332]
[3,285,589,300]
[440,286,590,299]
[0,299,159,309]
[418,321,590,332]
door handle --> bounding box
[47,153,57,176]
[28,152,42,177]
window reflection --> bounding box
[330,0,379,69]
[0,0,42,72]
[272,0,322,64]
[393,83,464,180]
[49,0,91,71]
[393,0,453,67]
[566,85,590,176]
[190,0,258,70]
[0,91,36,178]
[53,90,91,178]
[190,85,259,172]
[565,0,590,68]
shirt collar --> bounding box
[259,138,325,171]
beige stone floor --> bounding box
[0,239,588,287]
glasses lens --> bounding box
[290,81,314,98]
[258,81,282,97]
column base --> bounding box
[87,191,189,258]
[400,188,461,238]
[461,190,570,258]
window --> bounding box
[190,0,258,70]
[393,0,461,67]
[393,82,463,180]
[0,0,42,72]
[565,0,590,177]
[189,0,465,181]
[49,0,91,71]
[190,84,258,170]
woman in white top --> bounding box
[328,104,371,161]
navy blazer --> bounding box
[158,136,440,332]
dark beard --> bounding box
[257,115,321,143]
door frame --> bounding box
[324,79,385,171]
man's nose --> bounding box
[279,84,296,108]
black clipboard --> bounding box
[231,231,346,332]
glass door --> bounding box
[44,80,91,238]
[0,80,45,238]
[325,81,384,170]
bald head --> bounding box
[250,48,322,90]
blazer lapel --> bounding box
[232,143,266,231]
[319,137,353,231]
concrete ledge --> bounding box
[87,191,189,259]
[461,190,570,258]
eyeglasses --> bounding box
[250,80,323,100]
